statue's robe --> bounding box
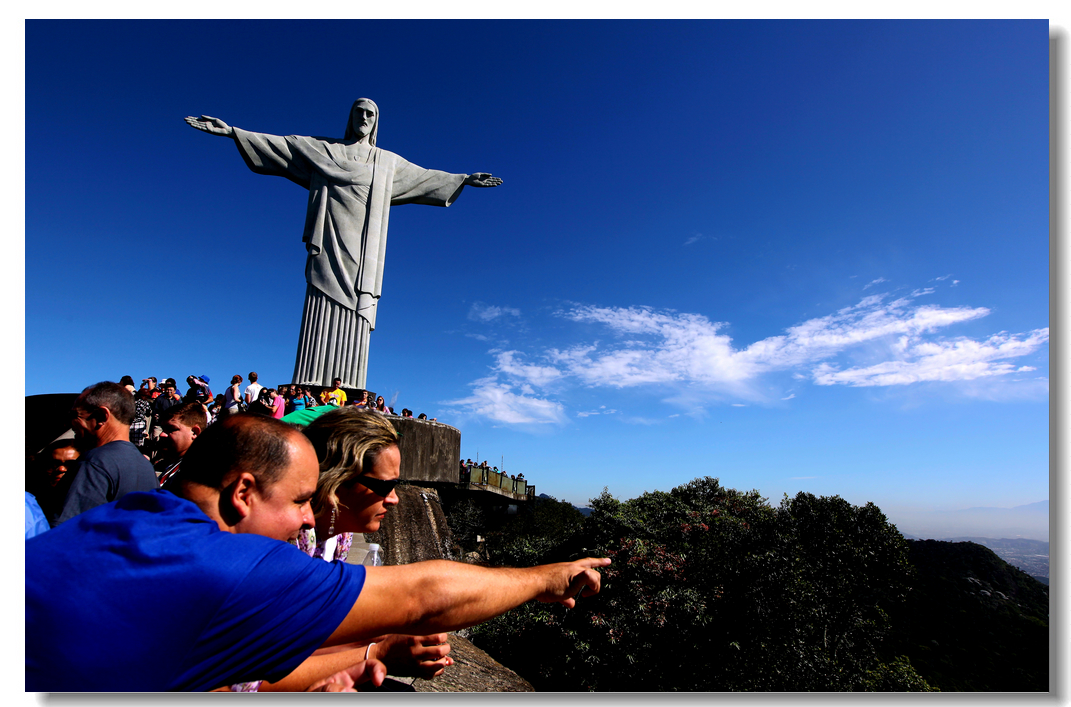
[234,129,467,389]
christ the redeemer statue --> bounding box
[186,98,501,389]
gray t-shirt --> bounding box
[55,440,159,524]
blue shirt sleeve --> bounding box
[167,541,366,691]
[25,492,51,539]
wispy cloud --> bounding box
[684,234,702,246]
[812,329,1049,387]
[934,274,960,287]
[492,350,563,387]
[863,277,887,290]
[468,302,521,322]
[442,377,566,425]
[449,288,1047,425]
[619,416,665,426]
[577,405,617,418]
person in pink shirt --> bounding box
[271,388,287,419]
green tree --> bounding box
[471,479,930,691]
[485,494,586,567]
[443,496,484,557]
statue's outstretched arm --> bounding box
[184,115,235,138]
[464,173,503,188]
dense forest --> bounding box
[445,478,1048,692]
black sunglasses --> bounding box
[349,474,400,497]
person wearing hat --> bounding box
[184,375,213,405]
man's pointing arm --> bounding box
[323,557,610,647]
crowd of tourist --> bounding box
[460,458,526,483]
[26,372,446,531]
[25,378,607,692]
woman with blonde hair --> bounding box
[300,408,452,679]
[230,408,451,693]
[300,408,400,555]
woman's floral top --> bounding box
[293,528,353,563]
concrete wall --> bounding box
[388,417,461,484]
[365,485,454,565]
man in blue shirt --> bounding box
[26,415,609,691]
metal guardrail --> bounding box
[461,465,534,498]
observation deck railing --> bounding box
[461,464,534,499]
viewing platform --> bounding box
[458,465,534,502]
[387,417,534,503]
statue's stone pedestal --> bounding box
[387,417,461,484]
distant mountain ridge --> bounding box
[956,500,1048,513]
[535,493,593,516]
[888,500,1048,542]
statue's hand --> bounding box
[464,173,503,188]
[184,115,234,138]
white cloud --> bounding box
[582,404,625,417]
[555,306,747,386]
[452,289,1047,424]
[863,277,887,290]
[952,280,960,287]
[911,287,935,297]
[812,329,1049,387]
[493,350,563,388]
[576,408,616,417]
[933,274,952,281]
[537,294,1035,396]
[684,234,701,246]
[736,295,992,377]
[468,302,521,322]
[442,377,566,425]
[732,403,747,407]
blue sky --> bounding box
[23,20,1052,536]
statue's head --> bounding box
[345,98,379,146]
